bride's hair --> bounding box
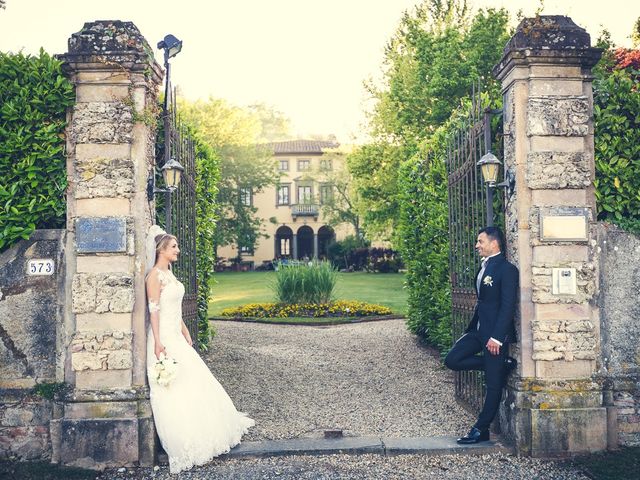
[155,233,178,264]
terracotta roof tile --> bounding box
[264,140,339,154]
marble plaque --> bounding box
[541,215,587,241]
[76,217,126,253]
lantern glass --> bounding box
[163,168,181,189]
[477,152,501,185]
[481,162,499,184]
[158,34,182,59]
[161,158,185,190]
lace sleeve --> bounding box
[156,269,170,289]
[148,301,161,313]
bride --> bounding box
[145,225,254,474]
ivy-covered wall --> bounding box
[0,50,74,251]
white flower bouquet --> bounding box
[152,353,178,386]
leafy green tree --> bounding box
[247,102,293,142]
[352,0,510,241]
[310,148,363,240]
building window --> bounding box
[277,185,290,205]
[320,159,332,171]
[297,159,311,171]
[320,184,333,204]
[239,187,252,206]
[280,238,291,256]
[239,235,254,255]
[298,185,312,204]
[279,159,289,171]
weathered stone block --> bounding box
[531,407,607,456]
[75,158,135,199]
[75,370,131,390]
[527,152,591,189]
[533,245,589,263]
[71,352,107,371]
[59,418,138,469]
[71,102,133,145]
[72,274,134,313]
[536,303,591,321]
[107,350,132,370]
[527,96,590,137]
[76,256,131,274]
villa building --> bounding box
[217,139,355,269]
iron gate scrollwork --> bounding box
[446,85,504,413]
[156,87,199,349]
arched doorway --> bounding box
[317,225,335,259]
[296,225,314,260]
[275,226,293,259]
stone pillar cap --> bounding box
[493,15,602,79]
[58,20,163,82]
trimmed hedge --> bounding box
[221,300,392,318]
[397,125,453,351]
[0,50,74,251]
[194,133,221,349]
[593,48,640,234]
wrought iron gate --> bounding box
[156,88,199,348]
[445,86,503,412]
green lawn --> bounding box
[208,271,407,317]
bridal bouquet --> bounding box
[153,353,178,386]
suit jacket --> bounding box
[465,253,518,344]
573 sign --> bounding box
[27,259,55,276]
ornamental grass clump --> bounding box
[271,260,337,304]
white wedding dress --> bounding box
[146,268,254,474]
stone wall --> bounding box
[0,230,65,459]
[597,224,640,446]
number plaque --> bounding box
[27,259,55,276]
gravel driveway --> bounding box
[97,319,589,479]
[205,319,474,441]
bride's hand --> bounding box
[183,332,193,347]
[154,342,166,360]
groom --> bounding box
[445,226,518,444]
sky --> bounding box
[1,0,638,143]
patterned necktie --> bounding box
[476,257,488,294]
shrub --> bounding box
[271,260,337,304]
[327,235,369,270]
[0,50,74,251]
[221,300,392,318]
[593,49,640,234]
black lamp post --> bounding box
[153,33,184,233]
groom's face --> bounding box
[476,233,499,258]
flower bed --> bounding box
[220,300,392,318]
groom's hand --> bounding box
[486,338,501,356]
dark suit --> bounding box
[445,253,518,431]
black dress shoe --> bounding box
[504,356,517,374]
[456,427,490,444]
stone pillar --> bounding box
[292,234,298,260]
[313,233,319,259]
[52,21,163,469]
[494,16,606,457]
